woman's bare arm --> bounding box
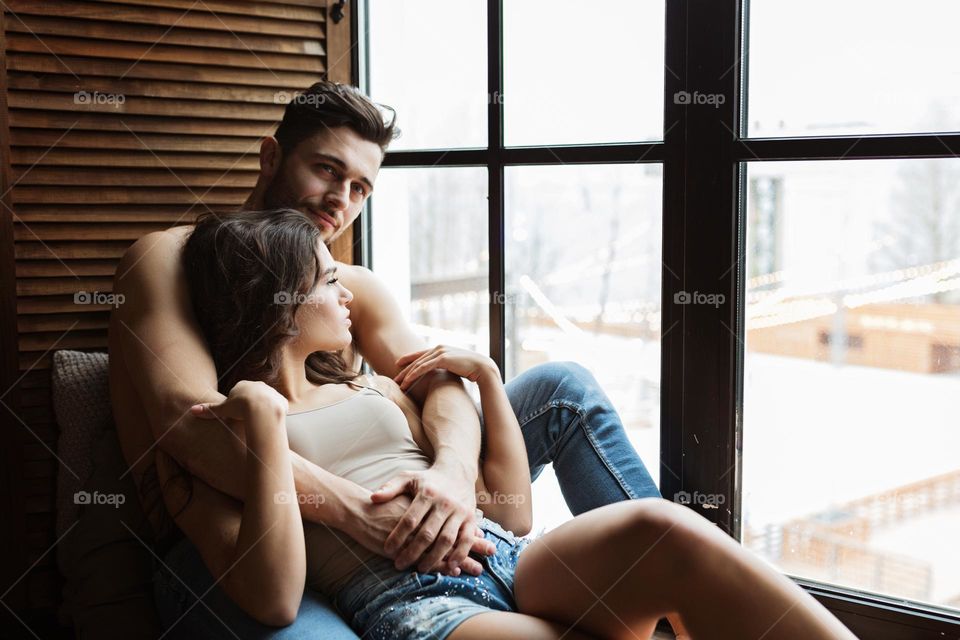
[381,346,533,537]
[157,383,304,626]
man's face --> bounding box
[263,126,382,245]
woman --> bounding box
[160,208,858,639]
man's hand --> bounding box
[371,466,492,575]
[343,486,493,576]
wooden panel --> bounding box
[8,73,300,105]
[0,0,346,620]
[9,53,321,88]
[10,186,250,205]
[12,167,259,187]
[8,92,287,121]
[5,34,326,72]
[6,15,325,55]
[10,129,262,153]
[11,148,260,171]
[14,204,207,222]
[7,1,324,38]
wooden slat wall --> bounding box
[0,0,353,622]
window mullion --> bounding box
[661,0,744,536]
[488,0,506,376]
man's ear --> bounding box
[242,137,282,210]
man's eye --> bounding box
[318,164,336,176]
[352,184,365,196]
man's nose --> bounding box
[324,180,350,210]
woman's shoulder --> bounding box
[360,373,402,398]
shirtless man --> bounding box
[109,81,661,638]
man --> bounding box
[109,81,661,638]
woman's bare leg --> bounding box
[511,498,858,640]
[448,611,595,639]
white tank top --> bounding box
[285,376,431,595]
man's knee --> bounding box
[526,361,598,400]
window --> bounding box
[364,0,664,534]
[743,160,960,611]
[360,0,960,634]
[748,0,960,137]
[368,167,489,354]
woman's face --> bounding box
[292,242,354,353]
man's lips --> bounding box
[311,210,338,230]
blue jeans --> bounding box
[333,518,534,640]
[154,361,661,638]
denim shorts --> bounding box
[334,517,535,640]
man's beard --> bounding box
[263,174,299,211]
[263,177,340,245]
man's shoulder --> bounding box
[334,260,372,281]
[335,262,381,297]
[120,225,194,271]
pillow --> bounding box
[51,350,112,537]
[51,350,161,638]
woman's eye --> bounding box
[327,277,339,285]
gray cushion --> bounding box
[51,350,161,638]
[51,350,112,537]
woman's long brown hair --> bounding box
[163,208,361,521]
[181,208,360,395]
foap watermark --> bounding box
[74,291,125,308]
[74,490,126,508]
[674,290,725,308]
[674,490,725,509]
[488,90,505,105]
[274,491,326,506]
[477,491,526,506]
[74,90,125,106]
[274,91,327,107]
[673,90,725,108]
[487,291,519,305]
[274,291,326,305]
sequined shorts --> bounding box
[333,517,535,640]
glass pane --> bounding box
[368,0,487,150]
[743,159,960,611]
[370,167,489,356]
[506,164,663,531]
[504,0,664,146]
[747,1,960,137]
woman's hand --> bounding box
[191,380,289,431]
[393,345,499,392]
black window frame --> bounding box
[354,1,960,637]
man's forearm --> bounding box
[290,452,370,527]
[161,405,364,527]
[419,373,481,483]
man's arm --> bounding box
[110,229,361,529]
[340,263,486,573]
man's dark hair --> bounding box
[274,81,399,156]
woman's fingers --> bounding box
[397,354,444,391]
[190,401,225,420]
[395,348,431,369]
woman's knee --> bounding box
[614,499,713,577]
